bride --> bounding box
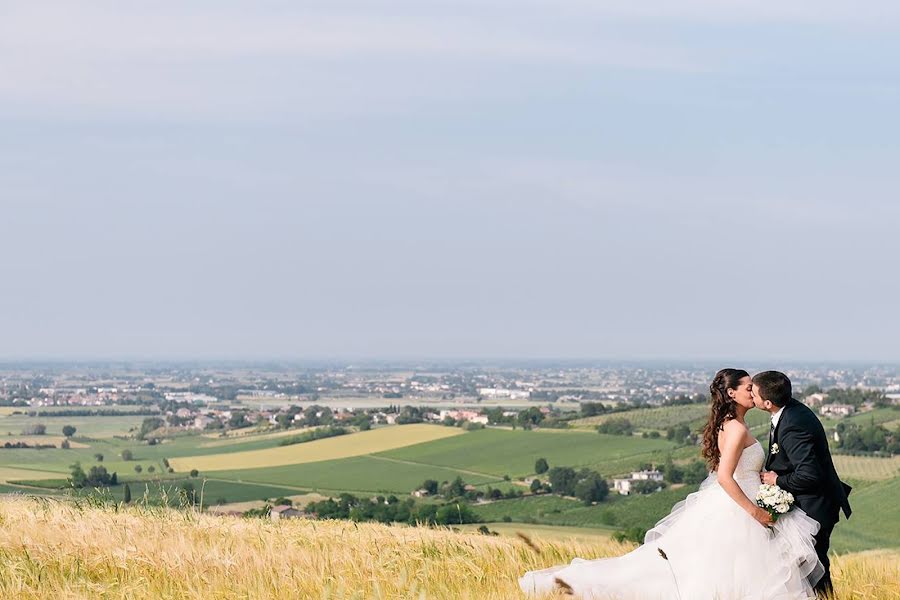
[519,368,824,599]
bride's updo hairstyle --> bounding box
[701,368,750,470]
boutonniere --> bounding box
[771,443,780,455]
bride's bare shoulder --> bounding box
[717,418,746,442]
[720,418,744,433]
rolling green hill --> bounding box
[377,428,674,478]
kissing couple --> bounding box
[520,369,852,599]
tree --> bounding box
[62,425,76,438]
[123,483,132,504]
[596,418,634,436]
[87,465,112,486]
[228,411,251,429]
[68,462,87,488]
[517,407,545,427]
[190,469,199,478]
[801,384,823,397]
[60,439,70,449]
[666,424,692,443]
[134,465,143,474]
[94,453,104,462]
[420,479,439,495]
[147,465,156,473]
[139,417,164,440]
[662,459,684,484]
[121,449,133,461]
[630,479,664,494]
[574,472,609,505]
[547,467,578,496]
[534,458,549,474]
[444,476,466,499]
[683,460,709,484]
[580,402,606,418]
[530,479,543,494]
[21,423,46,435]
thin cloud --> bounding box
[0,3,700,120]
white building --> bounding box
[820,404,855,418]
[803,393,828,407]
[194,415,215,429]
[165,392,218,404]
[612,470,664,495]
[439,409,488,424]
[478,388,531,400]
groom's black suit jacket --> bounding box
[766,398,852,527]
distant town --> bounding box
[2,361,898,437]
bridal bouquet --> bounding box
[756,484,795,522]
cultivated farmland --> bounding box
[169,424,464,472]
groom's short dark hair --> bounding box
[752,371,792,407]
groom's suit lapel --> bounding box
[767,399,796,470]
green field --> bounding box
[0,407,895,556]
[572,404,711,429]
[210,455,502,494]
[472,485,699,532]
[831,477,900,553]
[377,428,675,478]
[832,455,900,481]
[1,477,302,506]
[0,414,144,437]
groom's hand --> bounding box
[761,471,778,486]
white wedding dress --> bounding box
[519,441,824,599]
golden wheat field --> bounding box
[0,498,897,600]
[170,423,464,472]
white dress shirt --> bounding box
[771,406,786,431]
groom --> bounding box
[754,371,852,597]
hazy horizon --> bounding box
[2,2,899,361]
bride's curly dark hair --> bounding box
[701,368,750,470]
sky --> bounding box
[1,1,899,362]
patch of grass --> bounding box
[378,428,674,477]
[832,477,900,553]
[832,455,900,481]
[473,486,700,532]
[572,404,710,430]
[211,455,501,494]
[0,415,144,437]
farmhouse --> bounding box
[820,404,855,418]
[612,469,664,495]
[478,388,531,400]
[193,415,215,429]
[439,410,488,424]
[270,505,303,521]
[803,393,828,407]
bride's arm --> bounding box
[717,420,773,528]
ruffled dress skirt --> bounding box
[519,467,823,600]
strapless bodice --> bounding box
[722,440,765,494]
[736,440,765,474]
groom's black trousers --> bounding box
[813,519,835,597]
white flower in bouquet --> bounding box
[755,484,794,522]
